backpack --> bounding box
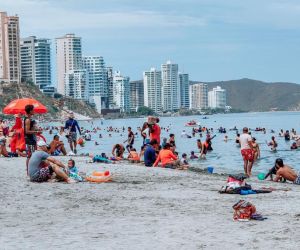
[233,200,256,221]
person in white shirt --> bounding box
[239,127,254,176]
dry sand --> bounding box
[1,157,300,250]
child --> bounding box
[128,148,140,163]
[190,151,198,159]
[179,153,189,170]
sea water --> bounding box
[42,111,300,174]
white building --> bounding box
[208,86,226,109]
[143,68,162,113]
[20,36,51,89]
[189,83,208,110]
[64,69,88,100]
[56,34,82,95]
[82,56,108,112]
[161,61,180,111]
[113,71,130,113]
[0,12,20,83]
[179,73,189,109]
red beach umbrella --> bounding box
[3,98,48,115]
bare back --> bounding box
[275,165,297,182]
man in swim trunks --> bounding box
[49,135,67,156]
[273,158,300,185]
[240,127,254,176]
[28,140,74,183]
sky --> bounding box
[1,0,300,83]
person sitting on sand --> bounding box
[153,143,180,169]
[272,158,300,185]
[112,143,125,159]
[28,140,75,183]
[179,153,189,170]
[291,142,298,150]
[49,135,67,156]
[0,133,9,157]
[264,159,286,182]
[190,151,198,159]
[144,139,158,167]
[268,136,278,151]
[128,148,140,163]
[68,159,78,173]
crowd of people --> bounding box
[1,106,300,186]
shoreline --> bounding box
[1,156,300,249]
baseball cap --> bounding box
[37,140,48,147]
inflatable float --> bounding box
[86,170,112,183]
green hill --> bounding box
[199,78,300,112]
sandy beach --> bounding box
[1,157,300,250]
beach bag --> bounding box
[233,200,256,221]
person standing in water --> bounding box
[239,127,254,176]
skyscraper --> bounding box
[82,56,108,111]
[208,86,227,109]
[130,80,144,112]
[161,61,180,111]
[143,68,162,113]
[56,34,82,95]
[64,69,88,100]
[20,36,51,88]
[179,73,189,109]
[0,12,20,83]
[113,71,130,113]
[189,83,208,110]
[107,66,114,109]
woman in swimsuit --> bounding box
[251,137,260,161]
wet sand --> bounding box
[1,157,300,249]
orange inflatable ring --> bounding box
[86,171,112,183]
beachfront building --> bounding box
[113,71,130,113]
[64,69,89,100]
[161,61,180,112]
[179,73,189,109]
[0,12,20,83]
[208,86,227,109]
[56,34,82,95]
[20,36,51,89]
[107,66,114,109]
[130,80,144,112]
[189,83,208,110]
[143,68,162,113]
[82,56,108,112]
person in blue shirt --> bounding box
[144,139,158,167]
[64,112,81,154]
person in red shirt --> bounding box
[149,118,161,145]
[153,143,180,168]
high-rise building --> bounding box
[20,36,51,89]
[0,12,20,83]
[113,71,130,113]
[130,80,144,112]
[143,68,162,113]
[208,86,226,109]
[161,61,180,111]
[107,66,114,108]
[189,83,208,110]
[82,56,108,111]
[64,69,88,100]
[56,34,82,95]
[179,73,189,109]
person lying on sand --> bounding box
[273,158,300,185]
[28,140,75,183]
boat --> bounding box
[185,120,199,127]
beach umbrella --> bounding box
[3,98,48,115]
